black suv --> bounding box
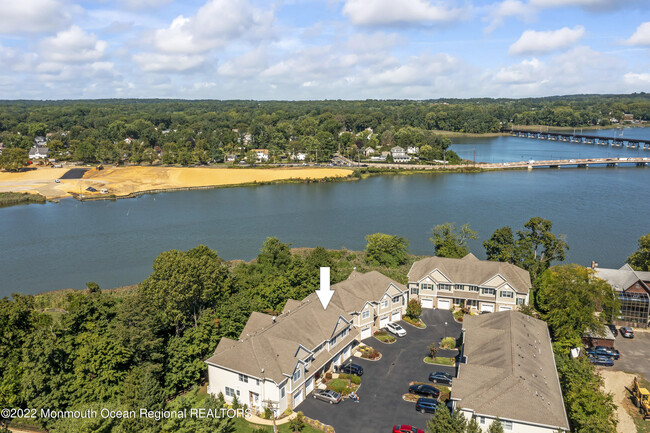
[415,398,438,414]
[408,384,440,399]
[338,363,364,376]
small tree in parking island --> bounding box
[428,343,438,358]
[406,299,422,320]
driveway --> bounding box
[299,309,462,433]
[612,331,650,380]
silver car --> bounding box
[313,389,342,404]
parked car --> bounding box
[408,384,440,399]
[589,355,614,367]
[312,389,342,404]
[607,324,618,337]
[415,397,439,414]
[620,327,634,338]
[338,363,364,376]
[393,425,425,433]
[385,322,407,337]
[587,346,620,359]
[429,372,452,386]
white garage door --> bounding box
[391,310,401,321]
[343,344,351,360]
[305,377,314,394]
[360,326,372,340]
[293,389,303,407]
[438,299,451,310]
[421,298,434,309]
[379,315,389,328]
[481,303,495,313]
[499,306,513,312]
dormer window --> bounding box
[293,369,301,382]
[362,310,370,319]
[381,299,389,308]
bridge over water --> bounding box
[510,129,650,150]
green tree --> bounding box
[162,389,235,433]
[425,404,465,433]
[516,217,568,282]
[627,234,650,271]
[536,265,619,342]
[487,419,505,433]
[465,418,482,433]
[73,140,96,163]
[257,237,292,271]
[406,299,422,319]
[0,147,28,171]
[419,144,435,161]
[430,223,478,258]
[364,233,410,267]
[483,227,517,263]
[288,411,306,432]
[139,245,231,335]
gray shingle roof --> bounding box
[206,271,405,383]
[408,253,531,294]
[453,311,569,430]
[595,264,650,291]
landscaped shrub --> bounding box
[252,428,268,433]
[349,375,361,385]
[406,299,422,319]
[428,342,438,357]
[327,379,348,394]
[440,337,456,350]
[288,411,306,432]
[263,407,273,419]
[325,372,332,380]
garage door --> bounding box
[499,306,512,312]
[343,344,351,360]
[421,298,434,309]
[481,303,495,313]
[360,326,371,340]
[438,299,451,310]
[391,310,401,321]
[305,377,314,394]
[379,315,389,328]
[293,389,303,407]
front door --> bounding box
[249,392,259,408]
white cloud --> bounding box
[217,46,268,77]
[625,22,650,46]
[484,0,534,33]
[509,26,585,55]
[118,0,174,10]
[494,58,545,84]
[133,52,206,72]
[367,53,459,86]
[40,26,107,63]
[151,0,274,54]
[0,0,71,33]
[624,72,650,85]
[342,0,464,26]
[530,0,625,8]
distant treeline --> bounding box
[0,94,648,166]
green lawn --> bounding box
[424,356,455,366]
[232,417,323,433]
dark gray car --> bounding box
[313,389,342,404]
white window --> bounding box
[501,420,513,430]
[381,299,389,308]
[455,284,465,291]
[478,416,485,425]
[411,287,419,295]
[500,291,514,298]
[481,288,496,295]
[516,298,525,305]
[280,387,285,398]
[468,285,479,292]
[238,374,248,383]
[225,387,236,398]
[420,283,434,291]
[392,296,400,303]
[293,369,301,382]
[439,284,452,291]
[362,310,370,319]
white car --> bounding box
[385,322,407,337]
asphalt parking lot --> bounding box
[299,309,462,433]
[612,330,650,380]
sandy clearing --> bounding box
[600,369,637,433]
[1,166,354,199]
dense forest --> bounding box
[2,219,643,432]
[1,93,649,167]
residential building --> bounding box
[406,146,419,155]
[205,270,407,413]
[390,146,411,163]
[407,254,530,312]
[291,152,307,161]
[251,149,269,162]
[28,146,49,159]
[594,263,650,328]
[452,311,570,433]
[224,154,237,163]
[363,147,376,157]
[34,136,47,146]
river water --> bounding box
[2,127,649,296]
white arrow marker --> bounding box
[316,267,334,310]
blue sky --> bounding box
[1,0,649,100]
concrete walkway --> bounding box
[245,411,297,426]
